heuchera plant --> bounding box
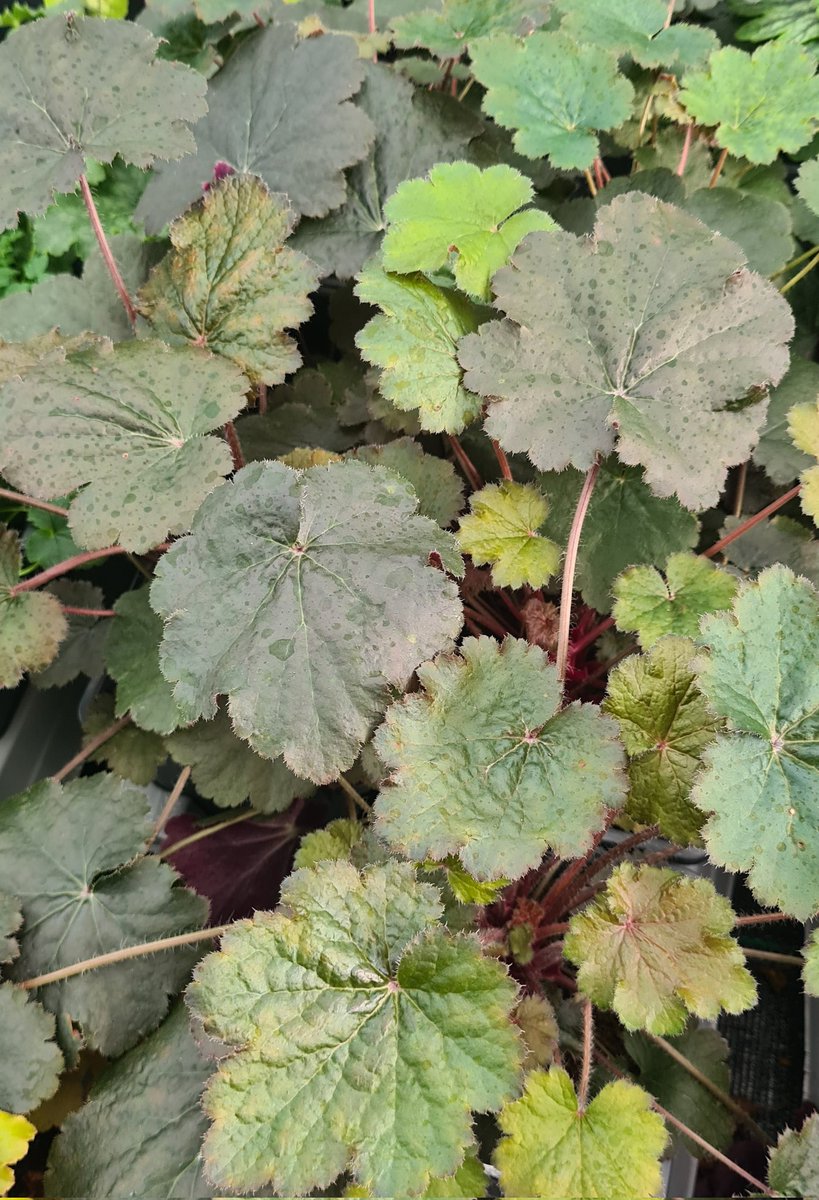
[1,1,819,1197]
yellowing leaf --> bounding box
[564,862,756,1034]
[0,1111,35,1197]
[612,553,738,649]
[0,527,67,688]
[788,397,819,525]
[494,1067,668,1199]
[457,481,560,588]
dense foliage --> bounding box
[0,0,818,1196]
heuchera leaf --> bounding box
[105,587,185,736]
[683,186,794,277]
[391,0,549,58]
[458,193,794,510]
[603,636,718,846]
[804,929,819,997]
[374,637,627,880]
[0,896,20,966]
[469,32,634,171]
[151,460,463,783]
[554,0,717,69]
[165,703,313,812]
[720,515,819,589]
[788,397,819,524]
[44,1005,211,1200]
[238,366,361,460]
[494,1067,668,1199]
[382,162,556,300]
[0,14,206,229]
[292,63,480,281]
[0,1112,35,1198]
[768,1113,819,1199]
[564,862,756,1034]
[355,264,485,433]
[0,774,208,1055]
[754,358,819,485]
[81,693,167,787]
[0,339,249,553]
[456,482,560,588]
[187,859,522,1196]
[535,460,699,614]
[514,994,559,1072]
[796,156,819,219]
[680,41,819,163]
[293,816,387,871]
[350,438,465,526]
[136,23,375,233]
[0,526,67,688]
[139,175,320,385]
[612,553,738,649]
[693,566,819,919]
[0,983,62,1115]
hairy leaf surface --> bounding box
[768,1113,819,1199]
[0,527,67,688]
[456,482,560,588]
[612,553,738,649]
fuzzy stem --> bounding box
[539,830,607,922]
[663,0,675,27]
[568,826,662,897]
[258,383,268,415]
[79,174,137,327]
[447,433,483,492]
[583,169,598,198]
[708,146,729,188]
[743,947,803,966]
[149,765,192,847]
[52,715,131,784]
[675,123,694,177]
[780,247,819,295]
[491,438,513,481]
[21,925,230,991]
[0,488,69,517]
[533,920,570,943]
[10,545,134,595]
[556,459,600,685]
[158,808,258,860]
[60,605,117,618]
[224,420,245,471]
[734,911,794,927]
[577,998,593,1112]
[704,484,801,559]
[367,0,375,33]
[338,775,371,815]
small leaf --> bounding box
[0,339,249,553]
[494,1067,668,1199]
[554,0,717,69]
[680,41,819,163]
[754,358,819,485]
[23,507,81,572]
[382,162,556,300]
[239,367,361,460]
[456,482,560,589]
[187,859,522,1196]
[436,859,510,906]
[151,460,463,783]
[139,175,320,385]
[355,264,485,434]
[564,862,756,1034]
[788,396,819,524]
[0,1111,35,1198]
[349,439,465,526]
[136,24,375,232]
[0,526,67,688]
[0,984,63,1114]
[603,636,718,846]
[44,1005,211,1200]
[31,582,108,691]
[612,553,738,649]
[81,694,167,786]
[693,566,819,919]
[391,0,550,59]
[469,32,634,171]
[459,193,794,510]
[768,1113,819,1199]
[105,587,185,736]
[165,703,313,812]
[0,14,206,229]
[0,773,208,1055]
[514,994,559,1072]
[374,637,627,880]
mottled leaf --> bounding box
[0,985,62,1115]
[494,1067,668,1199]
[612,553,738,649]
[693,566,819,919]
[788,396,819,524]
[136,24,374,232]
[768,1113,819,1199]
[459,194,793,510]
[555,0,717,69]
[0,527,67,688]
[374,637,626,880]
[82,693,167,786]
[106,587,185,735]
[754,358,819,485]
[188,859,521,1195]
[456,482,560,588]
[469,33,634,171]
[564,862,756,1034]
[349,439,464,526]
[0,339,249,553]
[0,14,206,229]
[391,0,549,58]
[0,774,208,1055]
[152,460,463,783]
[31,581,108,691]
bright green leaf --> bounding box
[152,460,463,783]
[804,930,819,996]
[768,1113,819,1199]
[754,358,819,485]
[105,586,185,735]
[139,174,319,385]
[30,581,108,690]
[0,526,67,688]
[349,439,465,526]
[494,1066,668,1199]
[564,862,756,1034]
[0,14,206,229]
[0,773,208,1055]
[680,41,819,163]
[382,162,556,300]
[293,816,383,870]
[0,984,63,1114]
[459,193,793,510]
[612,553,738,649]
[0,1111,35,1198]
[555,0,717,69]
[470,32,634,171]
[788,397,819,524]
[391,0,549,59]
[603,636,718,846]
[188,859,522,1195]
[136,23,374,233]
[355,264,485,433]
[81,694,167,786]
[0,339,248,553]
[374,637,626,880]
[436,858,509,905]
[456,481,560,588]
[693,566,819,919]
